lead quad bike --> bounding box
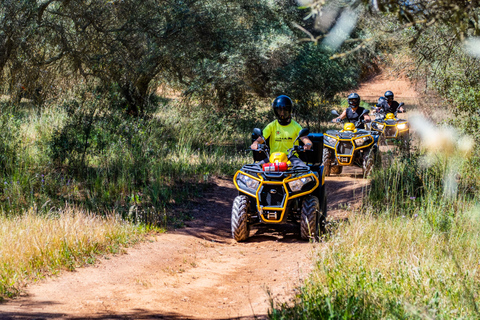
[231,128,327,242]
[323,109,381,177]
[371,103,409,151]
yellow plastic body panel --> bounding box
[324,133,374,166]
[371,121,409,138]
[233,170,320,223]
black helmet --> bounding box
[347,92,360,108]
[272,95,293,125]
[384,90,394,101]
[376,96,387,107]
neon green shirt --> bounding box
[263,120,302,154]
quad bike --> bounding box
[371,103,409,151]
[323,109,381,177]
[231,128,327,242]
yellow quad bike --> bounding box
[371,103,409,150]
[231,128,327,242]
[323,109,381,177]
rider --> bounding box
[376,90,405,114]
[250,95,313,167]
[332,93,371,129]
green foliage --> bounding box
[271,163,480,319]
[0,110,20,176]
[0,0,370,119]
[1,93,252,225]
[270,211,480,319]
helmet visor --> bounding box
[274,106,291,120]
[348,98,359,107]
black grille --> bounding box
[384,126,397,138]
[337,141,354,155]
[259,184,285,207]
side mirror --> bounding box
[253,128,263,137]
[331,110,340,116]
[360,109,369,117]
[298,128,309,138]
[294,128,310,145]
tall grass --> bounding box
[0,206,144,300]
[270,207,480,319]
[270,151,480,319]
[0,99,251,223]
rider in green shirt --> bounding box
[251,95,312,167]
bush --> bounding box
[0,109,20,176]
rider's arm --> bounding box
[250,137,264,150]
[300,136,313,150]
[335,110,347,122]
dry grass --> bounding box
[0,206,144,299]
[269,209,480,319]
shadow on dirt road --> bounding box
[179,170,369,243]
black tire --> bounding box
[300,195,320,241]
[322,148,333,176]
[330,165,343,175]
[363,148,376,178]
[231,195,250,242]
[380,134,388,147]
[318,193,327,234]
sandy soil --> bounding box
[0,71,414,320]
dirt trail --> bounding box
[0,170,368,320]
[0,72,413,319]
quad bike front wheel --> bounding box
[322,148,333,176]
[330,165,343,175]
[300,195,320,240]
[319,193,327,234]
[231,195,250,241]
[323,148,342,176]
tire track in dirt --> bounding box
[0,173,368,320]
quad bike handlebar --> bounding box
[331,108,370,128]
[374,102,406,117]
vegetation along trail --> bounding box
[0,72,415,319]
[0,172,366,319]
[2,0,479,317]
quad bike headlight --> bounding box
[354,137,367,146]
[237,173,260,191]
[397,123,407,130]
[288,176,313,192]
[354,136,372,147]
[324,136,336,147]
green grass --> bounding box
[0,99,252,221]
[270,207,480,319]
[270,148,480,319]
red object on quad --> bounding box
[262,162,288,172]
